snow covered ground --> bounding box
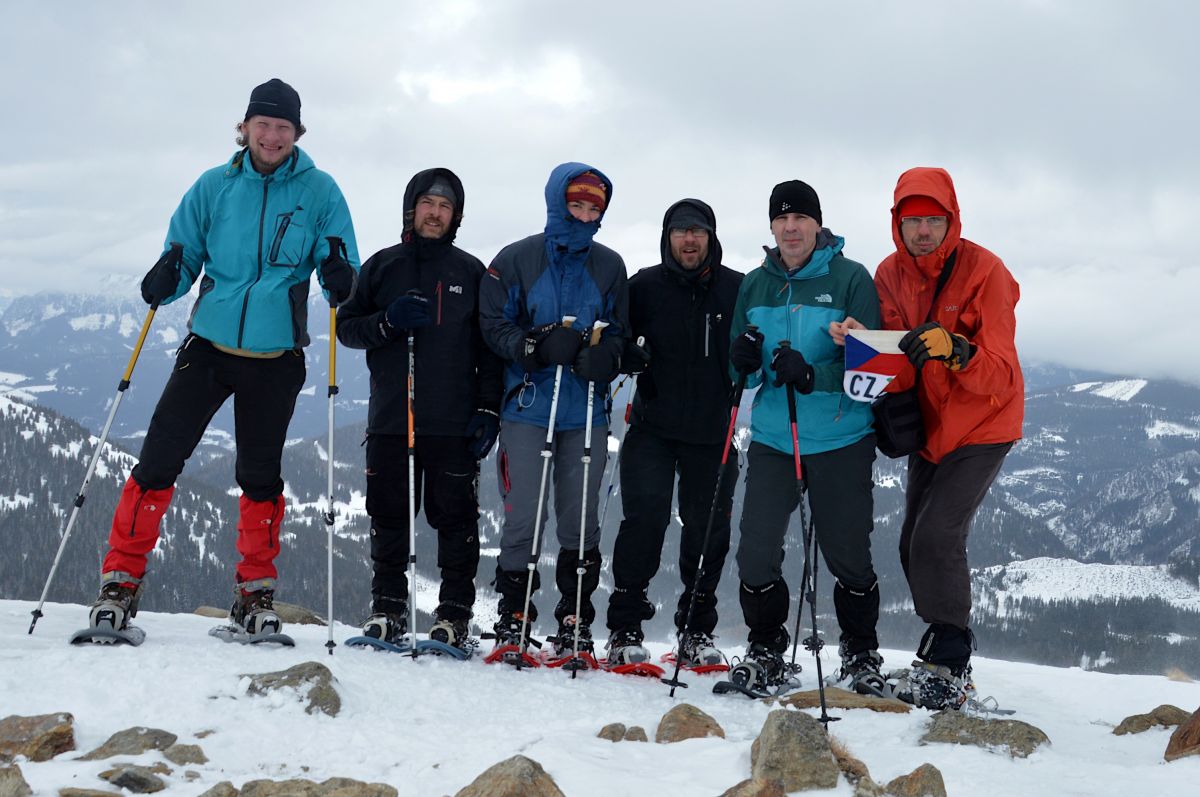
[2,599,1198,795]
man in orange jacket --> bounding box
[833,166,1023,709]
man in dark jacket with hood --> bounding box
[479,162,628,665]
[337,167,503,651]
[604,199,743,671]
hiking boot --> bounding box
[230,587,281,635]
[89,580,142,631]
[676,631,725,668]
[897,660,973,711]
[606,627,651,666]
[429,616,473,651]
[552,615,594,657]
[729,641,800,693]
[832,648,886,696]
[362,611,407,643]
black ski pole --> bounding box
[663,362,751,696]
[322,236,345,656]
[29,243,182,634]
[780,340,837,729]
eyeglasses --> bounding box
[899,216,948,230]
[669,227,710,238]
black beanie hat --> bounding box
[244,79,301,129]
[768,180,822,225]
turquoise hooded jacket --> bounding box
[159,146,359,352]
[731,230,880,456]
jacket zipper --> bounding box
[267,214,292,263]
[129,489,147,538]
[705,313,711,358]
[270,498,283,551]
[436,280,443,325]
[238,178,272,349]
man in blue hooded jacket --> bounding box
[479,163,629,661]
[87,79,359,640]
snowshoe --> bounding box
[543,616,600,672]
[71,580,146,646]
[210,586,294,646]
[713,642,801,699]
[662,631,729,674]
[826,649,889,698]
[482,612,541,668]
[424,616,478,660]
[602,627,664,677]
[345,611,415,654]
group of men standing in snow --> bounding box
[86,78,1023,710]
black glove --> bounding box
[730,328,764,375]
[519,323,583,371]
[319,251,356,306]
[899,322,973,371]
[465,409,500,459]
[771,346,815,394]
[575,344,619,383]
[385,292,432,331]
[140,243,183,306]
[620,338,651,376]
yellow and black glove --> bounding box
[899,322,973,371]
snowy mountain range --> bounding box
[1,288,1199,675]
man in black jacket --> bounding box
[605,199,743,669]
[337,167,503,650]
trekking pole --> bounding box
[29,243,183,634]
[405,289,424,660]
[595,336,644,535]
[569,321,608,676]
[322,236,345,656]
[516,315,577,666]
[663,326,755,696]
[780,340,837,729]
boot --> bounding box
[230,582,281,636]
[897,661,974,711]
[676,630,726,668]
[429,615,473,652]
[832,644,886,696]
[89,577,143,631]
[551,613,594,657]
[554,547,601,629]
[363,595,408,643]
[606,627,651,666]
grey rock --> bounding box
[655,704,725,743]
[79,727,177,761]
[777,690,912,714]
[1113,704,1191,735]
[98,764,166,793]
[163,743,208,766]
[58,790,122,797]
[883,763,946,797]
[238,778,397,796]
[920,710,1050,758]
[0,763,32,797]
[196,783,238,797]
[0,713,75,763]
[718,777,785,796]
[623,726,648,743]
[597,723,626,742]
[750,710,839,791]
[242,661,341,717]
[454,755,565,797]
[1165,706,1200,762]
[196,601,323,625]
[853,778,885,797]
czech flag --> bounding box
[843,330,909,402]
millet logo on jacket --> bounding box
[449,284,463,294]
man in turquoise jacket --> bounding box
[87,79,359,640]
[727,180,883,694]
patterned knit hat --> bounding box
[565,172,608,211]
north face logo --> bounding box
[814,293,832,303]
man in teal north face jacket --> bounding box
[725,179,885,697]
[87,79,359,642]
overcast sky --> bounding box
[2,1,1197,385]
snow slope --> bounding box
[3,600,1198,795]
[976,557,1200,612]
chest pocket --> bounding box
[267,206,309,268]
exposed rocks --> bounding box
[655,704,725,743]
[749,709,839,791]
[453,755,564,797]
[58,790,122,797]
[242,661,341,717]
[238,778,397,796]
[163,743,208,766]
[98,764,166,793]
[1165,706,1200,762]
[623,725,648,742]
[197,783,239,797]
[196,602,325,626]
[776,690,911,714]
[829,736,872,787]
[0,713,75,763]
[78,727,177,761]
[883,763,947,797]
[0,763,32,797]
[597,723,648,743]
[1113,704,1191,735]
[920,710,1049,758]
[719,778,785,796]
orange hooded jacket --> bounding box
[874,167,1023,463]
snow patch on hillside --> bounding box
[977,557,1200,611]
[1146,419,1200,439]
[1071,379,1147,402]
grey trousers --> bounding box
[495,419,608,574]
